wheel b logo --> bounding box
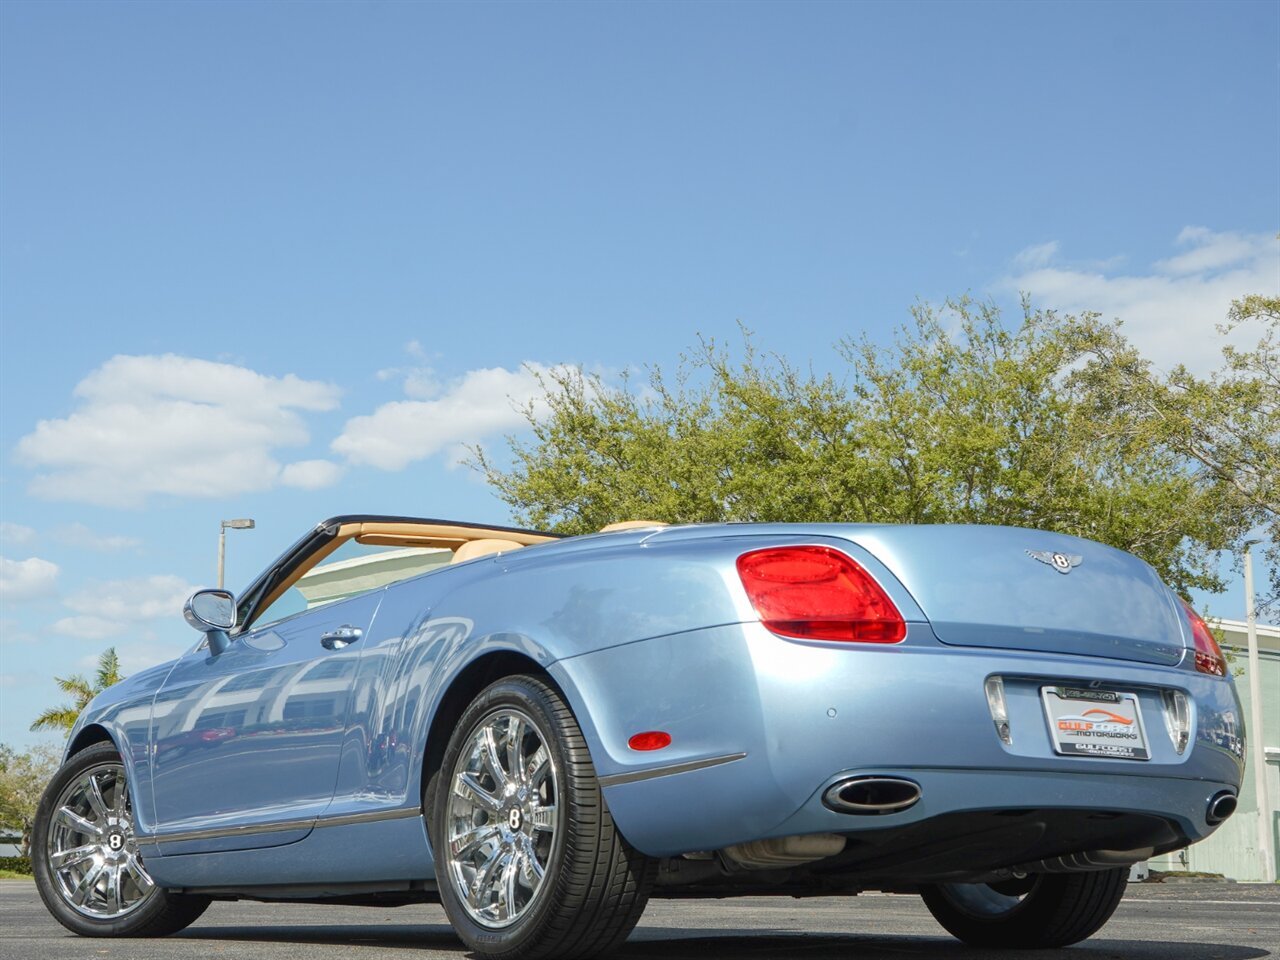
[508,808,522,831]
[108,834,124,851]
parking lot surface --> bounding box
[3,879,1276,960]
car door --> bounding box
[149,589,383,851]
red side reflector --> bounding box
[1182,600,1226,677]
[628,731,672,751]
[736,546,906,643]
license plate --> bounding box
[1041,686,1150,760]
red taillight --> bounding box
[736,546,906,643]
[1182,601,1226,677]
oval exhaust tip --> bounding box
[1206,792,1237,825]
[823,776,921,815]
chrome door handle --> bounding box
[320,625,363,649]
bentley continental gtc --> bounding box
[33,516,1244,957]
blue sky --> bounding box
[1,0,1277,750]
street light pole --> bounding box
[217,519,255,590]
[1243,540,1274,882]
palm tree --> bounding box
[29,648,125,733]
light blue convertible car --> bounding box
[33,515,1244,957]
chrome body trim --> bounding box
[597,752,748,788]
[140,805,420,847]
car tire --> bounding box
[920,868,1129,948]
[429,674,655,960]
[32,741,211,938]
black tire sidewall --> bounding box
[922,869,1128,948]
[429,676,577,957]
[33,742,174,937]
[927,875,1045,939]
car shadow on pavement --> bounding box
[620,933,1272,960]
[181,925,1271,960]
[182,922,462,951]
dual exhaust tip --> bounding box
[1206,791,1237,825]
[823,776,922,816]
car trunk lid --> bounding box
[841,525,1187,666]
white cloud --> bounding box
[0,556,59,601]
[53,523,141,552]
[332,364,562,471]
[1157,227,1263,276]
[1012,241,1059,270]
[52,615,128,641]
[0,522,36,547]
[15,354,341,507]
[0,618,37,646]
[116,643,172,675]
[375,342,440,400]
[63,574,196,622]
[50,574,196,654]
[1003,228,1279,373]
[402,371,441,400]
[74,640,176,676]
[280,459,345,490]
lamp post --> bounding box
[218,518,255,589]
[1243,540,1275,882]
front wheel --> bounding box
[429,674,655,960]
[920,869,1129,948]
[32,741,211,937]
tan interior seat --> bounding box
[599,520,670,533]
[451,539,525,564]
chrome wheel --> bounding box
[45,762,155,919]
[431,676,655,958]
[444,708,559,928]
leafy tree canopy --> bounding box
[475,297,1277,609]
[0,742,59,857]
[29,647,125,735]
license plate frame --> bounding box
[1041,686,1150,761]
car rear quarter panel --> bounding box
[555,618,1244,857]
[327,533,923,827]
[329,535,767,814]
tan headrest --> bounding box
[599,520,670,533]
[451,539,525,564]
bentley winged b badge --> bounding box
[1027,549,1083,574]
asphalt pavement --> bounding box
[2,878,1276,960]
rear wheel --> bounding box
[32,741,210,937]
[429,675,655,959]
[920,869,1128,948]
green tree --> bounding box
[29,648,125,734]
[0,742,59,857]
[475,298,1276,606]
[1068,295,1278,608]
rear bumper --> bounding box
[551,622,1244,860]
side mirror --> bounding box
[184,589,237,655]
